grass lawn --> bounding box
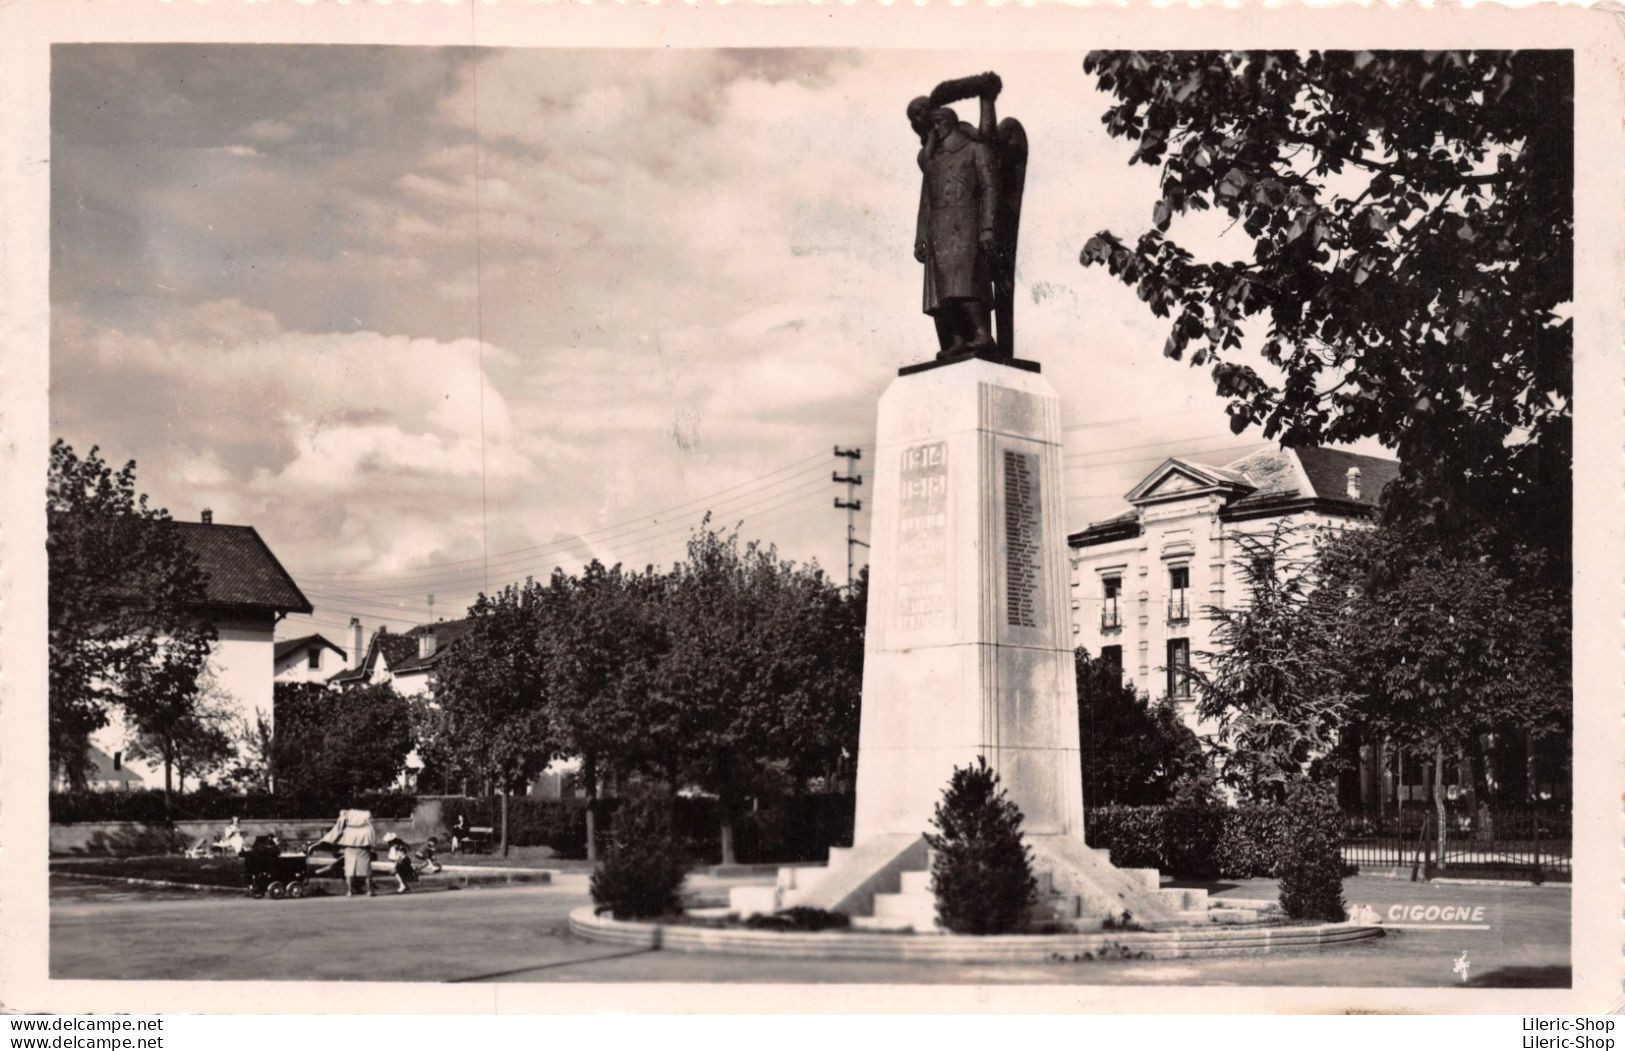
[442,846,595,871]
[53,856,247,888]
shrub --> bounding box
[436,796,598,855]
[742,906,851,932]
[925,757,1038,935]
[1160,775,1225,879]
[589,789,688,920]
[1214,804,1292,878]
[1085,806,1164,869]
[49,789,417,824]
[430,792,857,862]
[1277,780,1347,922]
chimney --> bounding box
[1346,467,1362,500]
[350,617,363,670]
[201,508,213,525]
[418,628,437,661]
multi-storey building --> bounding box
[1067,445,1399,737]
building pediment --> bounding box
[1125,458,1254,507]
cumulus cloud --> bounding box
[51,45,1320,640]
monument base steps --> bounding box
[726,834,1244,933]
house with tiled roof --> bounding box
[1067,445,1399,737]
[273,633,348,685]
[325,618,478,792]
[75,509,313,786]
[50,744,146,792]
[327,618,475,698]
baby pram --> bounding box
[243,835,343,899]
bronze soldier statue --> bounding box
[909,72,1028,361]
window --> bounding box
[308,647,321,670]
[1166,638,1191,699]
[1167,565,1190,623]
[112,751,122,771]
[1101,645,1123,679]
[1101,575,1122,630]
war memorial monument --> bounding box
[575,72,1384,958]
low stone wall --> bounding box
[567,906,1384,963]
[51,816,425,856]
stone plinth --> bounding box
[792,357,1178,925]
[852,357,1084,842]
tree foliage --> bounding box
[541,561,671,800]
[47,440,216,789]
[658,523,861,863]
[1079,50,1572,555]
[1191,524,1350,799]
[273,681,413,802]
[123,668,238,796]
[1314,520,1569,752]
[429,580,561,808]
[1075,649,1205,806]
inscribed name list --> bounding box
[1002,449,1042,629]
[895,441,949,631]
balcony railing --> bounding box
[1166,591,1189,623]
[1100,601,1121,631]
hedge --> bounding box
[1085,803,1294,879]
[50,789,419,825]
[438,793,856,863]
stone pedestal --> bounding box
[852,357,1084,842]
[782,358,1179,926]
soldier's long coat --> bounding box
[916,134,998,315]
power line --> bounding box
[1063,432,1266,459]
[291,448,843,583]
[1064,441,1269,471]
[301,471,841,599]
[1059,405,1221,433]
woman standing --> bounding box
[321,809,377,897]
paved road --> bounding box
[50,873,1569,987]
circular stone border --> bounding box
[568,906,1384,964]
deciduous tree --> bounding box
[47,440,215,794]
[1314,520,1569,860]
[273,680,412,803]
[431,581,561,855]
[1079,50,1572,558]
[542,561,671,861]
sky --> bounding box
[49,45,1375,646]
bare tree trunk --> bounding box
[1378,739,1390,822]
[1524,729,1538,804]
[1396,743,1406,820]
[163,743,175,822]
[1433,742,1448,871]
[583,754,599,864]
[500,780,510,858]
[1457,742,1477,840]
[719,814,736,867]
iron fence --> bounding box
[1340,809,1571,882]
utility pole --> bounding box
[426,593,435,623]
[832,446,867,591]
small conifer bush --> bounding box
[925,757,1038,935]
[589,788,688,920]
[1276,779,1348,922]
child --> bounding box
[416,836,443,875]
[386,835,416,894]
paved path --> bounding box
[50,874,1568,987]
